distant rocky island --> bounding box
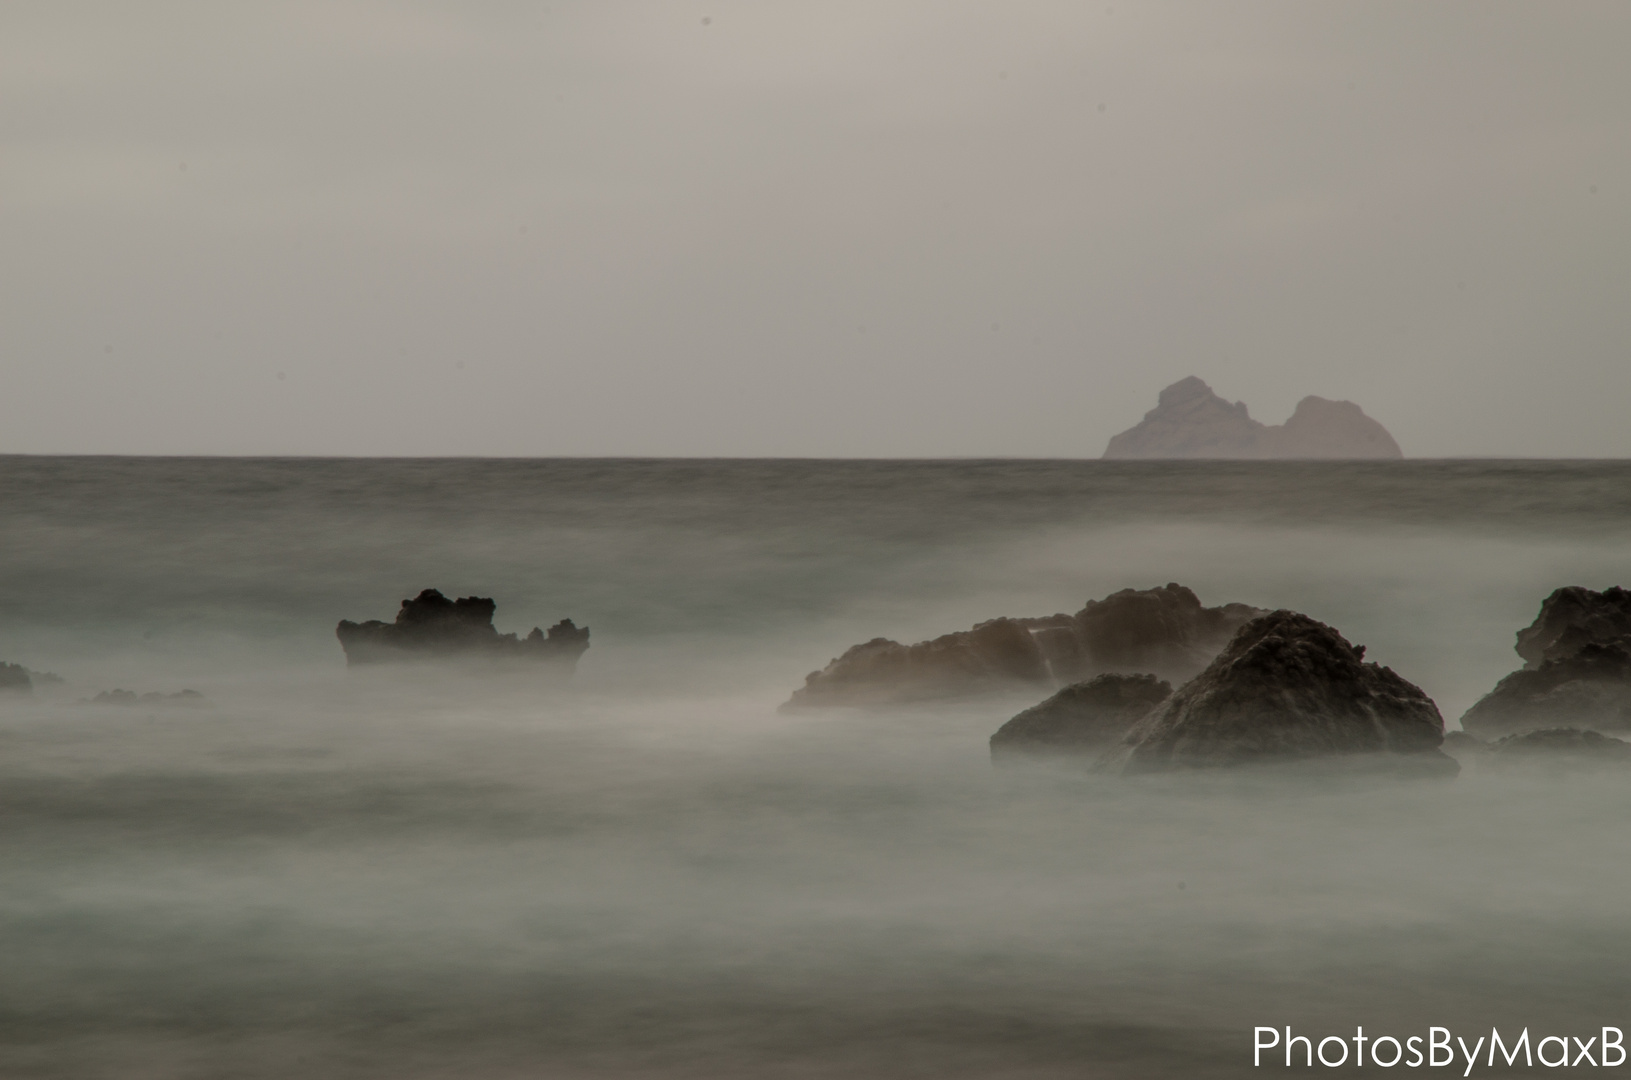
[336,588,590,669]
[1103,376,1402,459]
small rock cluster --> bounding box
[336,588,590,669]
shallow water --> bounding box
[2,458,1628,1077]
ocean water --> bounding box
[2,457,1629,1078]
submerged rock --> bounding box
[1461,587,1631,737]
[1486,727,1631,768]
[990,674,1171,760]
[336,588,590,669]
[0,662,32,695]
[1102,376,1402,460]
[785,584,1263,708]
[1105,611,1455,775]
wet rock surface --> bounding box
[786,584,1263,708]
[1461,587,1631,737]
[1105,611,1454,775]
[990,673,1172,760]
[336,589,590,669]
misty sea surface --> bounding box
[3,456,1631,1079]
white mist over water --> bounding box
[2,458,1629,1077]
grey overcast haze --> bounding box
[2,2,1627,457]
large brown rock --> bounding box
[1104,611,1454,775]
[336,588,590,669]
[785,584,1263,708]
[990,674,1171,760]
[1460,586,1631,736]
[1102,377,1402,459]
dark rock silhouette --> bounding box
[1487,727,1631,768]
[1037,583,1266,684]
[1104,611,1455,775]
[990,674,1171,760]
[1460,587,1631,737]
[336,588,590,668]
[1513,586,1631,669]
[1103,377,1402,459]
[0,663,32,695]
[88,689,207,706]
[1461,642,1631,736]
[785,584,1264,708]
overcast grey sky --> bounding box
[2,2,1626,456]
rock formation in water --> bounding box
[1028,583,1266,685]
[1102,376,1403,460]
[1104,611,1455,775]
[1513,586,1631,669]
[335,588,591,669]
[0,662,32,695]
[786,618,1051,708]
[785,584,1264,708]
[1460,587,1631,737]
[990,673,1172,760]
[1487,727,1631,768]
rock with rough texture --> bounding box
[1105,611,1454,775]
[990,674,1172,759]
[1487,727,1631,768]
[1513,586,1631,669]
[1460,642,1631,736]
[785,584,1264,708]
[336,588,590,669]
[1043,583,1265,684]
[1103,377,1402,460]
[786,618,1050,708]
[1460,586,1631,737]
[0,662,32,695]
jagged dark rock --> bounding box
[1486,727,1631,769]
[785,584,1264,708]
[0,662,32,695]
[1461,587,1631,737]
[1103,377,1402,460]
[335,588,590,669]
[1039,583,1265,684]
[1104,611,1455,775]
[990,674,1171,760]
[1513,586,1631,669]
